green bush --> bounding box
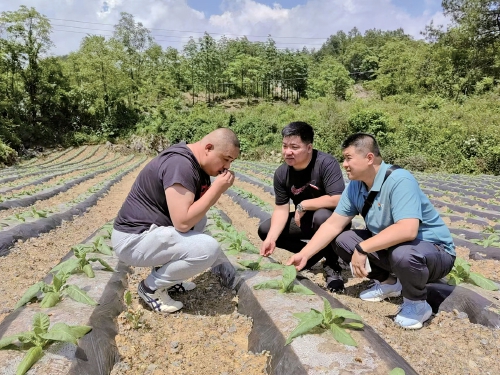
[0,140,18,166]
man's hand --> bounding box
[294,209,306,227]
[286,252,308,271]
[351,250,369,278]
[212,169,235,193]
[260,238,276,257]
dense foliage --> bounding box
[1,2,500,174]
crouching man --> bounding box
[288,133,455,329]
[112,128,240,313]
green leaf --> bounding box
[82,264,95,278]
[97,243,113,256]
[64,285,98,306]
[50,258,80,275]
[447,274,461,286]
[291,284,315,295]
[260,262,285,270]
[285,310,323,345]
[15,282,44,309]
[67,325,92,339]
[468,272,499,291]
[330,323,358,346]
[90,258,114,272]
[0,334,25,349]
[331,308,363,322]
[41,324,78,345]
[389,368,406,375]
[238,258,262,270]
[16,346,43,375]
[32,313,50,336]
[341,322,364,329]
[282,265,297,292]
[52,274,64,292]
[125,290,132,306]
[40,292,60,308]
[323,297,333,323]
[253,280,282,290]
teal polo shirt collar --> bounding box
[362,162,390,194]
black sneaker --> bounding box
[137,280,183,313]
[324,265,344,293]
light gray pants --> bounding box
[111,217,220,290]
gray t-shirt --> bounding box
[274,149,345,206]
[114,143,211,234]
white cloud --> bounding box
[0,0,450,56]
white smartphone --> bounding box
[350,257,372,278]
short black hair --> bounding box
[341,133,381,157]
[281,121,314,144]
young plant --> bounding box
[285,297,364,346]
[72,236,114,256]
[101,222,114,239]
[238,256,284,271]
[0,312,91,375]
[124,291,145,329]
[471,234,500,248]
[15,272,98,309]
[217,230,258,255]
[447,257,499,291]
[389,368,406,375]
[253,265,314,295]
[50,246,114,278]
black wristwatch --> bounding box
[296,203,305,213]
[355,243,369,255]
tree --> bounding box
[307,56,353,99]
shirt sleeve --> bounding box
[390,176,423,222]
[160,155,198,194]
[334,185,358,217]
[321,156,345,196]
[274,166,290,206]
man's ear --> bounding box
[205,143,214,152]
[307,143,313,153]
[366,152,375,165]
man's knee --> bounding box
[390,244,425,271]
[204,235,221,261]
[257,218,271,240]
[311,209,333,229]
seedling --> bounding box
[253,265,314,295]
[447,257,499,291]
[471,234,500,248]
[15,272,98,309]
[0,312,92,375]
[101,223,114,239]
[50,246,114,278]
[72,236,114,256]
[215,230,258,255]
[285,297,364,346]
[238,256,284,271]
[124,291,145,329]
[389,369,405,375]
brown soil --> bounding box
[216,183,500,375]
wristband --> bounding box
[355,243,369,255]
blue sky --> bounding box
[0,0,448,56]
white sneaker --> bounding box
[359,279,402,302]
[137,280,183,313]
[394,298,432,329]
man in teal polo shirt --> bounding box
[287,133,456,329]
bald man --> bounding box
[112,128,240,313]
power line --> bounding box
[48,17,330,40]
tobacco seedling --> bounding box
[0,312,91,373]
[101,222,114,239]
[285,297,364,346]
[50,246,114,278]
[15,272,98,309]
[0,312,91,375]
[447,257,499,291]
[471,234,500,248]
[389,368,406,375]
[238,256,284,271]
[253,265,314,295]
[72,236,114,256]
[124,291,145,329]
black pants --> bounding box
[258,208,349,271]
[334,229,456,300]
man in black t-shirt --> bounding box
[258,122,349,292]
[112,128,240,313]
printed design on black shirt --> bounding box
[291,180,318,195]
